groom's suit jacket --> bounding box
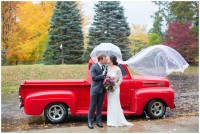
[90,63,105,95]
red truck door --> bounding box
[118,64,133,109]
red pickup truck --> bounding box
[19,59,175,123]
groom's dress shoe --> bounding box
[88,122,94,129]
[97,122,103,128]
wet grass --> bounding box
[1,64,199,93]
[1,64,87,93]
[184,66,199,74]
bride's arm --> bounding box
[115,68,123,86]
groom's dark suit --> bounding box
[88,63,106,126]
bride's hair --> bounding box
[110,55,118,65]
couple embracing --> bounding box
[88,54,133,129]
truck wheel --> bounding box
[146,99,166,119]
[44,103,68,123]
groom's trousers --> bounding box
[88,92,105,124]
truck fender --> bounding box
[130,87,175,115]
[24,90,77,115]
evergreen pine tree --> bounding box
[43,1,84,64]
[86,1,131,61]
[149,11,163,36]
[149,2,165,36]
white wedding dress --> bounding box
[107,66,133,127]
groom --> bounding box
[88,54,107,129]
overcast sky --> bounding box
[82,1,159,32]
[33,1,160,32]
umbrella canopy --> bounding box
[124,45,189,77]
[90,43,123,63]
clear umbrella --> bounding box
[90,43,123,63]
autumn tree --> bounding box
[1,1,20,65]
[43,1,84,64]
[129,24,148,55]
[1,1,55,65]
[164,21,198,64]
[87,1,131,61]
[15,1,55,63]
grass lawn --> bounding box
[1,64,199,93]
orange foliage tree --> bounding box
[1,1,21,64]
[2,1,89,64]
[14,1,55,63]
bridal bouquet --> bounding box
[103,76,115,92]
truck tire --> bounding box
[44,103,68,123]
[146,99,166,119]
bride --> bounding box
[106,55,133,127]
